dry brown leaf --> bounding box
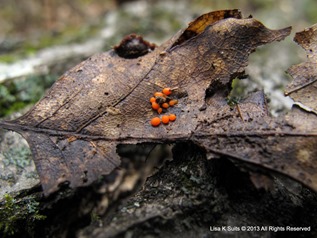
[194,23,317,192]
[3,10,312,197]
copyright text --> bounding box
[209,226,311,232]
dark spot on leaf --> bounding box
[173,89,188,99]
[82,171,88,183]
[114,34,156,59]
[199,104,207,111]
[237,73,248,79]
[58,181,70,189]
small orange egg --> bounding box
[150,97,156,103]
[161,115,170,124]
[151,117,161,127]
[157,107,163,114]
[169,99,178,106]
[162,87,172,96]
[162,102,169,109]
[152,102,160,110]
[169,114,176,121]
[154,92,164,97]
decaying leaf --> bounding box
[286,23,317,114]
[2,9,316,198]
[192,23,317,192]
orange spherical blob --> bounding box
[157,107,163,114]
[169,114,176,121]
[154,92,164,97]
[152,102,160,110]
[162,102,169,109]
[150,117,161,127]
[161,115,170,124]
[169,99,178,106]
[150,97,156,103]
[162,87,172,96]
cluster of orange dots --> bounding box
[150,87,178,127]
